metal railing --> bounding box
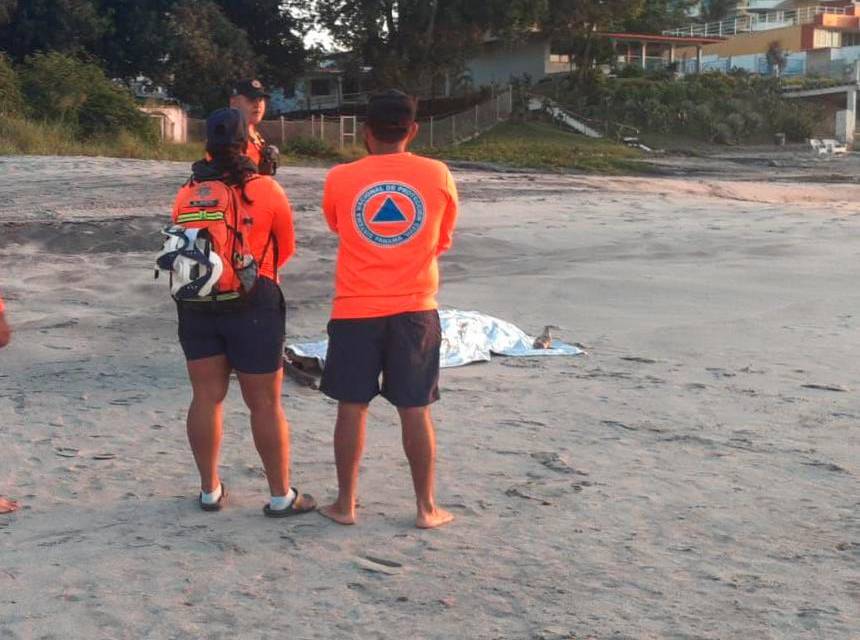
[663,5,848,38]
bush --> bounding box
[284,135,339,158]
[79,82,158,143]
[617,65,645,79]
[546,71,823,146]
[772,106,816,141]
[0,53,23,116]
[0,114,201,160]
[19,51,154,142]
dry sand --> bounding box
[0,155,858,639]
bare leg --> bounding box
[186,355,231,493]
[0,496,19,514]
[237,368,290,497]
[398,406,454,529]
[319,402,367,525]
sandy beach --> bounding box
[1,154,858,639]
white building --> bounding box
[139,103,188,143]
[465,35,572,88]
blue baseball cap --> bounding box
[206,108,248,146]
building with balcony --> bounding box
[644,1,860,78]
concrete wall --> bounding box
[804,45,860,77]
[681,50,807,74]
[466,40,550,87]
[681,25,804,57]
[140,105,187,143]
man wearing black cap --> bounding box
[229,79,279,175]
[318,90,459,529]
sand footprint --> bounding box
[530,452,588,476]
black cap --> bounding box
[366,90,417,129]
[206,108,248,146]
[231,79,270,99]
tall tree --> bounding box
[0,0,110,61]
[95,0,179,84]
[701,0,736,22]
[165,0,256,114]
[315,0,546,91]
[542,0,645,77]
[625,0,697,33]
[215,0,306,87]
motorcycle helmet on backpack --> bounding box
[156,226,224,299]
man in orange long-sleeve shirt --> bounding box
[318,90,458,529]
[0,295,18,515]
[229,79,278,175]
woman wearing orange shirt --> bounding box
[170,108,315,517]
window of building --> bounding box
[814,29,841,49]
[342,78,358,95]
[310,79,332,97]
[550,54,571,64]
[843,32,860,47]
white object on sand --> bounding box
[287,309,584,370]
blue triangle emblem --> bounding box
[371,197,408,223]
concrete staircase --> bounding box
[527,97,603,138]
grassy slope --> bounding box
[426,121,644,173]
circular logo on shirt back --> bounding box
[353,182,426,247]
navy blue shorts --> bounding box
[176,278,286,374]
[320,310,442,407]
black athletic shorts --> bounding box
[176,277,286,374]
[320,310,442,407]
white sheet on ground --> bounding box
[287,309,584,369]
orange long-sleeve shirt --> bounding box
[322,152,459,319]
[172,176,295,282]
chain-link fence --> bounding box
[412,88,512,148]
[187,87,512,150]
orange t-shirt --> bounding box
[172,176,295,282]
[322,152,459,319]
[0,295,4,314]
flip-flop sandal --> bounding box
[199,483,227,512]
[263,488,317,518]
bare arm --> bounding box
[436,169,459,256]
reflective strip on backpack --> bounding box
[176,211,226,223]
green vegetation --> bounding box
[0,52,174,159]
[0,115,369,164]
[536,71,823,145]
[20,52,156,142]
[426,121,643,174]
[0,116,201,161]
[0,0,304,115]
[281,137,366,165]
[781,76,847,91]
